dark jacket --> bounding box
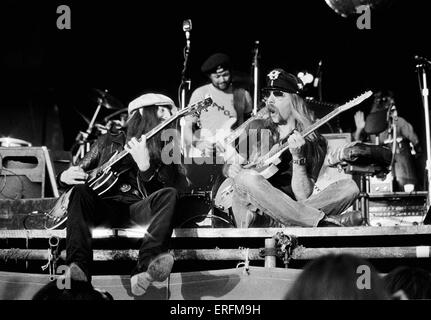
[58,132,189,204]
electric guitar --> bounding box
[44,96,213,230]
[214,91,373,213]
[189,105,270,158]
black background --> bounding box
[1,0,430,155]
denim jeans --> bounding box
[65,184,178,280]
[231,170,359,228]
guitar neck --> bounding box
[99,110,183,171]
[258,105,345,164]
[224,107,269,145]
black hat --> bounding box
[262,68,304,96]
[201,53,231,74]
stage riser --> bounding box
[0,198,57,229]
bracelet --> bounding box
[292,158,306,165]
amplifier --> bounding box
[369,172,393,194]
[368,191,428,226]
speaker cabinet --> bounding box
[0,147,59,199]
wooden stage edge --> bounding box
[0,225,430,239]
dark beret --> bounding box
[201,53,231,74]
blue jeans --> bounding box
[231,170,359,228]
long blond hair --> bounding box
[288,94,327,172]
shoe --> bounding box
[130,253,174,296]
[331,211,364,227]
[317,216,343,227]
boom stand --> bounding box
[252,41,260,115]
[417,64,431,209]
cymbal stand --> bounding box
[72,95,105,165]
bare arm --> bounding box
[398,117,419,145]
[353,111,366,141]
[288,131,314,200]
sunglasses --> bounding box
[261,90,287,99]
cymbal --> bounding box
[324,0,390,18]
[0,137,32,147]
[104,108,128,122]
[93,89,124,110]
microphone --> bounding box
[183,19,192,51]
[414,55,431,65]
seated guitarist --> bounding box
[57,93,188,296]
[222,69,362,228]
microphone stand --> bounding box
[252,41,260,115]
[416,63,431,209]
[179,38,191,156]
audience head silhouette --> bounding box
[285,253,389,300]
[384,266,431,300]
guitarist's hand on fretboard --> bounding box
[124,134,151,172]
[60,166,88,185]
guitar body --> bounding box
[214,178,235,214]
[87,169,119,196]
[213,163,280,214]
[188,118,237,158]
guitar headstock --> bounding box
[180,96,213,117]
[340,90,373,112]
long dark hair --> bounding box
[126,105,188,183]
[126,105,164,163]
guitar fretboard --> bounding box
[252,91,373,167]
[98,97,212,172]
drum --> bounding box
[183,161,224,193]
[175,192,234,228]
[0,137,32,147]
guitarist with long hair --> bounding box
[57,93,188,296]
[222,69,363,228]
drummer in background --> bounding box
[183,53,253,157]
[353,90,421,191]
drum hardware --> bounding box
[415,58,431,209]
[72,89,125,165]
[176,191,235,228]
[324,0,390,18]
[0,137,32,147]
